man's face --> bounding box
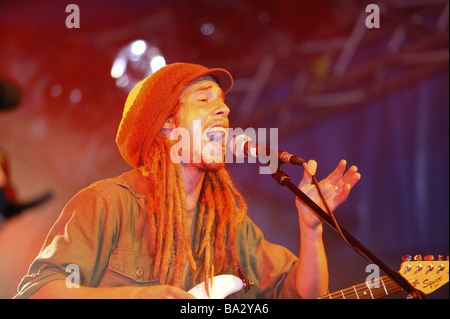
[168,77,230,171]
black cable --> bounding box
[309,170,370,261]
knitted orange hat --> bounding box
[116,62,233,168]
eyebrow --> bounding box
[193,84,213,92]
[191,85,225,99]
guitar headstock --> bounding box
[400,255,448,295]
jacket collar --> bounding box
[114,168,150,200]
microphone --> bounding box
[230,134,306,165]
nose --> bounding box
[212,100,230,118]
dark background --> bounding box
[0,0,448,299]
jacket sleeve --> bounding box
[235,217,302,299]
[14,185,119,299]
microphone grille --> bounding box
[230,134,252,158]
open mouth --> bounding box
[206,126,227,143]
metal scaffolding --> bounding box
[234,0,449,137]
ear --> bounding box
[161,116,175,136]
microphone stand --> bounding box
[271,164,427,299]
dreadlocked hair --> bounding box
[140,133,247,290]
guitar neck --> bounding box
[318,275,402,299]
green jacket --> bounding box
[15,169,301,299]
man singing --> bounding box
[15,63,360,299]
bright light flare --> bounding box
[130,40,147,55]
[110,39,166,91]
[150,55,166,73]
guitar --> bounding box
[188,255,448,299]
[188,274,245,299]
[318,255,449,299]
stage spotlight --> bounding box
[69,88,82,104]
[130,40,147,56]
[111,40,166,92]
[201,23,215,36]
[150,55,166,73]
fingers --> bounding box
[326,159,347,185]
[332,183,350,207]
[347,170,361,189]
[336,164,360,190]
[299,159,361,194]
[306,159,317,176]
[298,159,317,188]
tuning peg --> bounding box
[424,255,434,261]
[402,255,412,262]
[414,254,422,261]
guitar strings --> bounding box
[318,267,447,299]
[319,276,394,299]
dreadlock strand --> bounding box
[193,196,206,255]
[209,172,227,273]
[196,176,216,285]
[158,136,177,284]
[177,167,198,277]
[141,135,167,279]
[160,174,174,284]
[216,168,247,274]
[171,165,187,286]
